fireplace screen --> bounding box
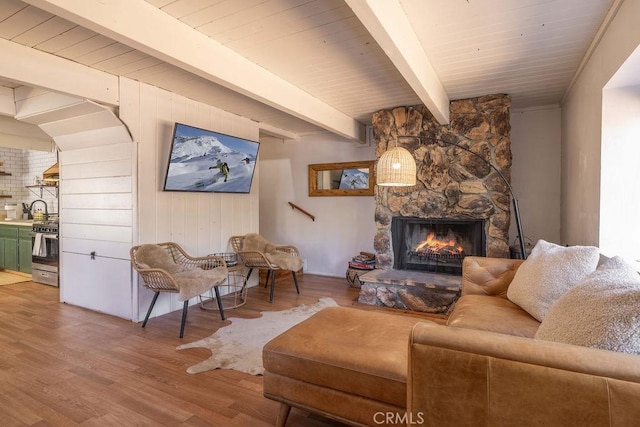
[391,218,486,275]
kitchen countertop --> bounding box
[1,220,34,226]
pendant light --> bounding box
[377,139,417,187]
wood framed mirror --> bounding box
[308,160,375,196]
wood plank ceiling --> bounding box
[0,0,617,140]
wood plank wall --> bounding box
[120,78,260,321]
[59,142,135,320]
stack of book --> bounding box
[348,252,376,270]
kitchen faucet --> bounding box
[29,199,49,221]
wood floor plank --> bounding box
[0,273,445,425]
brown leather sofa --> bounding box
[263,256,640,426]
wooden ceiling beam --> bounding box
[258,122,299,141]
[24,0,365,142]
[0,87,15,117]
[0,38,118,106]
[345,0,450,124]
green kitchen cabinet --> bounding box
[0,225,32,273]
[0,225,18,271]
[18,227,32,274]
[0,234,4,269]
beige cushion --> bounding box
[242,233,301,271]
[242,233,275,253]
[136,244,183,274]
[506,239,599,321]
[265,251,303,271]
[173,267,228,301]
[535,256,640,354]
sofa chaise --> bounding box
[263,243,640,426]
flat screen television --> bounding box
[163,123,260,194]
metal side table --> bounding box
[199,254,247,310]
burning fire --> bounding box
[415,232,464,255]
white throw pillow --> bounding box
[535,256,640,354]
[506,239,600,321]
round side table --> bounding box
[199,263,248,310]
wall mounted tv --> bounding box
[163,123,260,194]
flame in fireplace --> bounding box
[415,232,464,255]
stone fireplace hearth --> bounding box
[373,94,513,271]
[357,269,460,314]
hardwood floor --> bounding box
[0,273,445,426]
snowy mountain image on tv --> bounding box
[338,168,369,190]
[163,123,259,193]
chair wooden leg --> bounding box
[276,403,292,427]
[179,300,189,338]
[213,286,225,320]
[269,269,276,302]
[142,291,160,328]
[292,271,300,294]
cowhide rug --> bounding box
[177,297,338,375]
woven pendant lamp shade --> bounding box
[377,146,416,186]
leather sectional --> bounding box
[263,256,640,426]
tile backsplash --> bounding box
[0,147,57,218]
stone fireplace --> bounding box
[357,95,512,313]
[373,94,513,272]
[373,95,511,270]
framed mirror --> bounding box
[308,160,375,196]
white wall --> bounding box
[600,85,640,262]
[24,149,58,214]
[510,107,562,246]
[0,148,57,218]
[561,0,640,246]
[259,134,376,277]
[0,147,28,210]
[120,78,260,320]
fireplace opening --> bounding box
[391,217,486,275]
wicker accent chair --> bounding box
[230,234,301,302]
[130,242,228,338]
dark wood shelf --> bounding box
[0,195,11,198]
[0,172,12,176]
